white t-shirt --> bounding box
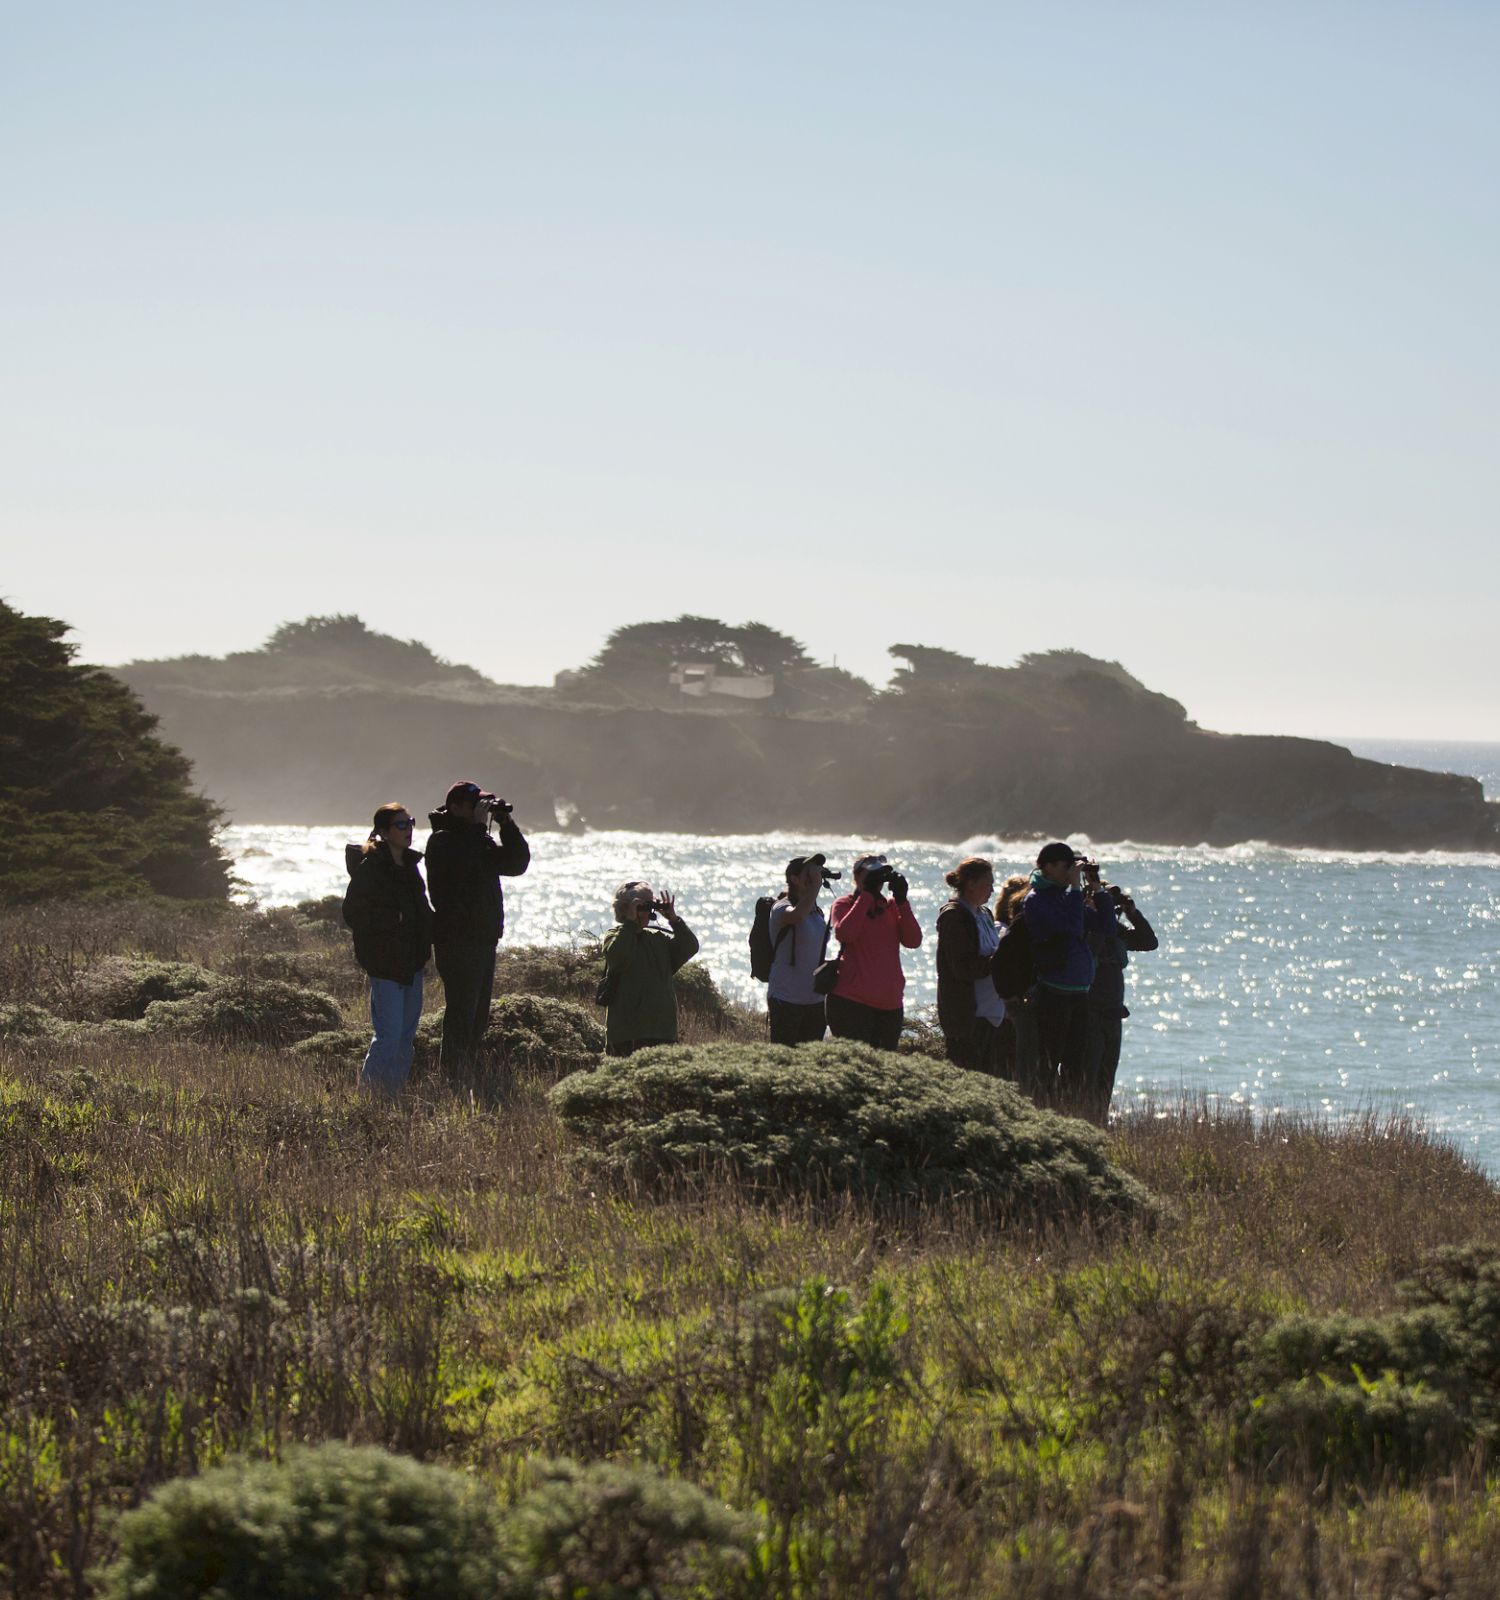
[970,903,1007,1027]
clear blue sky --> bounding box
[3,2,1496,739]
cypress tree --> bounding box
[0,600,233,903]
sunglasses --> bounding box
[389,818,414,831]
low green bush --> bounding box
[139,979,343,1048]
[293,893,346,926]
[96,1443,503,1600]
[0,1002,69,1042]
[289,1029,367,1066]
[71,956,219,1020]
[551,1040,1160,1223]
[415,994,604,1083]
[1242,1375,1465,1486]
[503,1458,754,1600]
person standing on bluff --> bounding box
[602,881,700,1056]
[425,780,531,1077]
[1022,841,1117,1110]
[1083,881,1160,1122]
[826,853,923,1051]
[342,801,433,1096]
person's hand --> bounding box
[797,862,822,901]
[1068,862,1084,889]
[890,872,909,904]
[656,890,678,922]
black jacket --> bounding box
[935,898,996,1041]
[424,809,531,946]
[1088,904,1159,1018]
[342,844,434,984]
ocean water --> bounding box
[1344,737,1500,802]
[224,743,1500,1170]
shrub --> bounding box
[0,1002,68,1042]
[1241,1375,1466,1486]
[551,1040,1160,1222]
[70,956,219,1020]
[416,995,605,1085]
[294,893,346,926]
[502,1458,754,1600]
[289,1029,367,1066]
[96,1443,504,1600]
[139,979,343,1048]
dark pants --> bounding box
[945,1018,1006,1077]
[1082,1010,1124,1123]
[768,998,827,1045]
[826,992,903,1051]
[1001,996,1043,1102]
[1036,985,1090,1109]
[435,940,496,1076]
[606,1037,673,1059]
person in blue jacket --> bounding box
[1022,841,1118,1112]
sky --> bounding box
[3,2,1497,740]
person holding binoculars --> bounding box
[425,779,531,1077]
[826,852,922,1051]
[602,880,701,1057]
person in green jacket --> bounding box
[603,880,700,1056]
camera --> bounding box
[798,852,842,887]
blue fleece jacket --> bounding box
[1022,872,1118,992]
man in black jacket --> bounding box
[425,780,531,1076]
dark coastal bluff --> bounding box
[118,616,1499,852]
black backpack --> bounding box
[992,917,1038,1000]
[749,895,794,983]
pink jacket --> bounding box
[830,890,923,1011]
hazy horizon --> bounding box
[5,4,1497,742]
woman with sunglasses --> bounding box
[342,801,434,1094]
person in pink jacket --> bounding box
[826,852,923,1051]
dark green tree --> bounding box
[585,615,813,689]
[0,600,233,903]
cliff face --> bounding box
[119,679,1500,852]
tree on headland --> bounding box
[581,616,814,690]
[124,614,495,694]
[0,600,233,903]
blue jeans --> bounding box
[361,974,424,1094]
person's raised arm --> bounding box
[1119,900,1159,952]
[667,916,700,972]
[484,815,531,877]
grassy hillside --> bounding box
[5,900,1500,1595]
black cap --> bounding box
[787,851,826,876]
[1036,841,1077,869]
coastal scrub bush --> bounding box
[503,1458,754,1599]
[551,1040,1160,1222]
[95,1443,504,1600]
[415,995,604,1084]
[139,979,343,1048]
[1241,1375,1466,1486]
[70,956,219,1020]
[289,1029,367,1067]
[0,1002,70,1042]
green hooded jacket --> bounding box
[602,916,701,1048]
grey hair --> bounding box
[612,879,652,923]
